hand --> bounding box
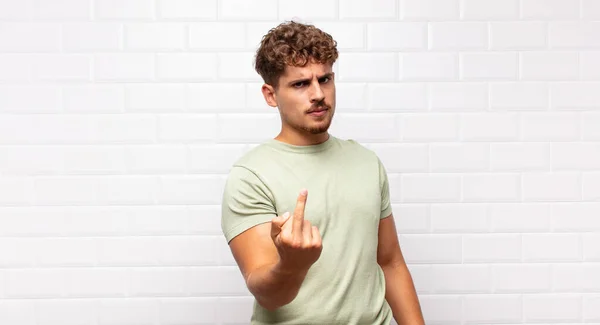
[270,189,322,273]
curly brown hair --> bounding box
[254,20,339,89]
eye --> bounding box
[320,77,330,84]
[294,81,307,88]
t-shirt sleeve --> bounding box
[378,157,393,219]
[221,166,277,243]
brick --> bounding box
[401,0,459,20]
[429,22,488,50]
[490,22,547,50]
[463,234,521,262]
[0,54,31,81]
[522,172,582,202]
[98,298,159,323]
[584,295,600,321]
[430,143,489,172]
[62,23,121,52]
[401,113,460,141]
[126,144,187,174]
[0,23,60,52]
[189,23,245,50]
[313,22,365,50]
[461,0,519,19]
[489,203,551,232]
[337,53,396,82]
[31,54,90,81]
[4,269,65,298]
[217,297,255,323]
[36,238,96,267]
[340,0,397,19]
[159,114,217,142]
[368,143,429,173]
[401,53,458,81]
[216,114,279,143]
[157,0,217,19]
[523,294,582,322]
[523,234,582,262]
[279,0,336,20]
[584,113,600,140]
[367,22,426,50]
[549,22,600,49]
[0,301,35,325]
[552,143,600,170]
[431,265,491,293]
[491,143,550,171]
[186,267,248,295]
[584,233,600,261]
[430,82,488,111]
[0,1,32,20]
[493,264,552,292]
[583,0,600,19]
[0,177,33,205]
[390,204,429,233]
[551,82,600,110]
[94,54,155,81]
[583,172,600,201]
[420,295,462,324]
[520,52,579,81]
[398,234,462,263]
[463,173,520,202]
[461,112,519,141]
[125,23,185,51]
[0,238,37,266]
[160,298,219,324]
[0,86,61,112]
[463,294,522,323]
[490,82,548,110]
[95,0,154,19]
[461,52,518,80]
[158,176,224,205]
[125,84,185,111]
[335,83,368,111]
[63,85,124,113]
[218,53,262,81]
[400,174,461,203]
[553,203,600,232]
[33,0,90,19]
[219,0,277,20]
[369,83,427,111]
[521,0,580,19]
[331,113,398,142]
[187,84,246,112]
[37,300,96,325]
[581,52,600,80]
[520,112,581,141]
[430,203,488,233]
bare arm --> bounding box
[377,213,425,325]
[229,223,309,310]
[229,189,322,311]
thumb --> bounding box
[271,212,290,238]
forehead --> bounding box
[281,61,333,80]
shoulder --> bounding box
[336,137,380,162]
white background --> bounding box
[1,0,600,324]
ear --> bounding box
[261,83,278,108]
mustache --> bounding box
[306,102,331,113]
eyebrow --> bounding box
[288,72,334,86]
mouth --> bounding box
[307,108,329,117]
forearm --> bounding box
[381,262,425,325]
[246,261,309,311]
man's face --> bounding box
[268,61,336,136]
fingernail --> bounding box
[300,189,308,196]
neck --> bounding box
[274,129,330,146]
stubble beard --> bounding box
[289,109,334,135]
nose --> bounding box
[309,81,325,103]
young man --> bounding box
[221,21,425,325]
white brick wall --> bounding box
[0,0,599,324]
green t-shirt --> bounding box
[221,134,393,325]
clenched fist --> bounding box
[270,189,322,273]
